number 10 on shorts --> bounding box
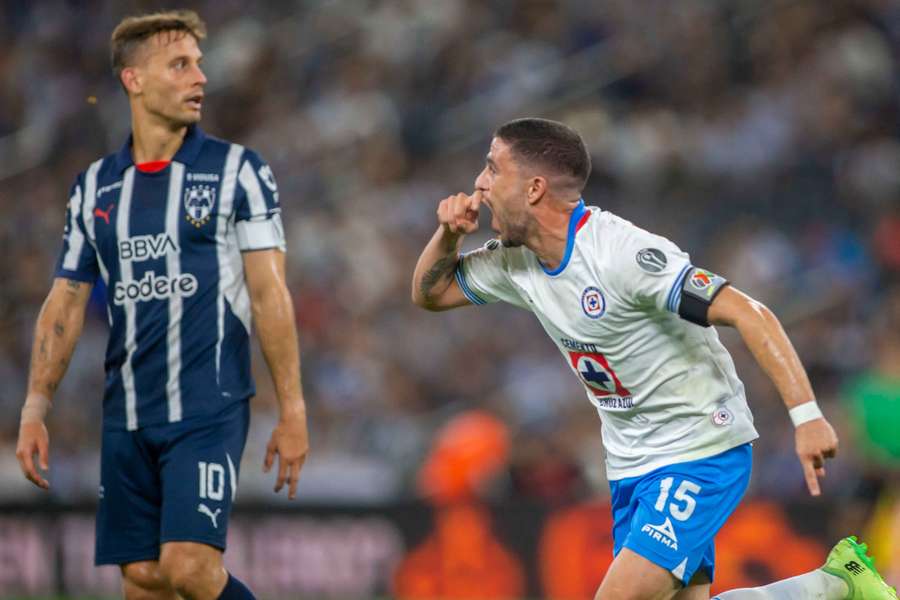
[198,461,225,501]
[654,477,701,521]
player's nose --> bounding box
[474,168,489,193]
[193,64,207,86]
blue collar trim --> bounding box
[114,124,206,172]
[540,199,587,276]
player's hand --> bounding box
[437,191,482,236]
[263,412,308,500]
[795,417,838,497]
[16,420,50,490]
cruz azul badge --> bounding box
[184,184,216,228]
[581,286,606,319]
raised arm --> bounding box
[411,192,481,311]
[708,285,838,496]
[242,249,309,500]
[16,277,93,489]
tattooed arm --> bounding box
[16,277,92,489]
[411,192,482,311]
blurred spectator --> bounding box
[844,286,900,470]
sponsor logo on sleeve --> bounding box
[690,270,713,289]
[258,164,280,204]
[636,248,668,273]
[258,164,278,192]
[684,268,727,299]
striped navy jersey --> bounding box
[55,125,285,431]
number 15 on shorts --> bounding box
[654,477,701,521]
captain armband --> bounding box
[236,214,286,252]
[677,267,730,327]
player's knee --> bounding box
[121,561,170,595]
[160,552,204,593]
[159,543,222,595]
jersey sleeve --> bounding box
[454,239,528,308]
[233,149,286,252]
[608,226,695,314]
[54,176,99,283]
[608,225,730,324]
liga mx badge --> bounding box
[184,184,216,227]
[581,286,606,319]
[636,248,667,273]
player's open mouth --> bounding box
[186,95,203,109]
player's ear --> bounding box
[120,66,142,95]
[526,176,547,205]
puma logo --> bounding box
[94,202,115,225]
[197,503,222,528]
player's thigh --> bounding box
[158,401,250,550]
[120,560,176,600]
[673,571,711,600]
[595,548,682,600]
[96,429,162,566]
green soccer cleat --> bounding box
[821,536,898,600]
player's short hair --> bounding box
[110,10,206,78]
[495,118,592,191]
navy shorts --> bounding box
[609,443,752,585]
[95,401,250,566]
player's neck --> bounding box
[130,112,188,164]
[529,212,571,271]
[529,200,579,271]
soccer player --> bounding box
[412,118,897,600]
[14,11,307,600]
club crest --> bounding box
[184,184,216,227]
[581,286,606,319]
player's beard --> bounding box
[500,214,531,248]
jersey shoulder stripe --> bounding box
[666,264,692,313]
[455,256,487,305]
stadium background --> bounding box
[1,0,899,598]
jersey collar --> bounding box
[540,199,589,276]
[113,124,207,173]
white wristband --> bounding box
[789,401,823,427]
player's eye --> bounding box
[173,59,186,70]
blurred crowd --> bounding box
[0,0,898,530]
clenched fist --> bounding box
[437,191,482,236]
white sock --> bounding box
[714,569,849,600]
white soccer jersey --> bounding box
[455,201,759,480]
